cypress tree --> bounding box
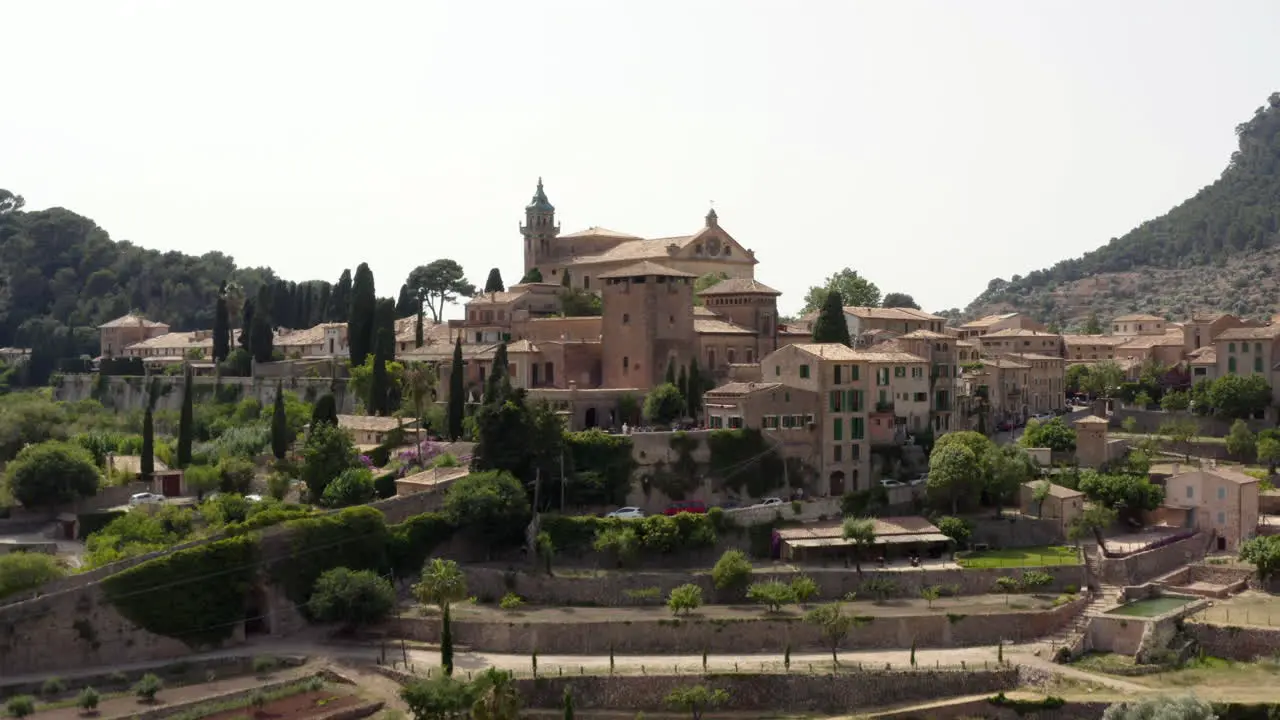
[560,269,571,287]
[447,336,465,441]
[688,357,704,419]
[485,342,509,404]
[329,269,352,323]
[414,303,425,348]
[177,367,193,468]
[238,298,254,350]
[441,602,454,676]
[311,393,338,428]
[349,263,377,366]
[250,284,275,364]
[665,359,676,386]
[213,292,230,362]
[374,298,396,359]
[396,283,413,316]
[677,365,689,408]
[812,289,852,346]
[484,268,505,293]
[271,381,288,459]
[141,406,155,483]
[314,283,331,326]
[563,687,574,720]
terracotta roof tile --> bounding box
[1216,325,1280,340]
[559,226,643,240]
[99,313,169,330]
[598,261,697,279]
[959,312,1021,328]
[1113,313,1164,322]
[337,415,418,433]
[1062,335,1131,346]
[704,382,783,397]
[694,317,756,335]
[697,278,781,296]
[791,343,862,360]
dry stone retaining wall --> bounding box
[463,564,1086,606]
[1185,621,1280,661]
[515,668,1021,714]
[1098,533,1208,586]
[386,597,1087,654]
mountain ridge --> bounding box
[963,91,1280,327]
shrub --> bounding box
[306,567,397,630]
[499,592,524,611]
[77,687,100,712]
[321,467,376,508]
[5,696,34,718]
[667,583,703,616]
[41,677,66,697]
[790,575,819,606]
[711,550,752,591]
[937,516,972,546]
[252,655,278,676]
[0,548,65,601]
[1020,570,1054,592]
[387,512,455,579]
[134,673,163,703]
[746,580,796,612]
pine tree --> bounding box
[441,602,454,676]
[448,336,465,441]
[688,357,704,419]
[1084,311,1103,335]
[522,267,543,283]
[349,263,377,366]
[812,289,852,346]
[329,269,352,322]
[212,292,230,362]
[485,268,505,293]
[311,394,338,428]
[271,381,288,459]
[141,406,155,483]
[177,367,193,468]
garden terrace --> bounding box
[775,516,951,564]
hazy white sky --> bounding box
[4,1,1278,318]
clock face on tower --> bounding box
[706,237,722,256]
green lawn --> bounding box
[956,545,1081,569]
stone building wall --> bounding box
[1184,622,1280,661]
[1098,533,1208,586]
[1086,614,1146,655]
[460,565,1087,607]
[967,515,1066,548]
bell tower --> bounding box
[520,178,560,275]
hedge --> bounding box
[102,535,258,647]
[269,506,391,605]
[387,511,455,578]
[373,471,398,500]
[707,428,785,497]
[540,512,717,556]
[77,510,127,540]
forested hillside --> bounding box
[0,190,335,360]
[966,91,1280,326]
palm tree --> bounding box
[842,517,876,573]
[404,363,437,432]
[413,558,468,611]
[470,668,521,720]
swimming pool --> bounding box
[1104,595,1195,618]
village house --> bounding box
[1019,481,1084,531]
[336,415,420,450]
[1061,335,1130,361]
[1115,328,1187,367]
[1112,313,1168,336]
[956,312,1046,340]
[99,313,169,359]
[977,328,1064,359]
[1006,352,1066,414]
[1153,464,1260,552]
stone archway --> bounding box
[829,471,846,496]
[584,407,598,429]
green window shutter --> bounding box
[1256,356,1263,373]
[829,391,839,412]
[1229,357,1237,373]
[852,365,860,381]
[852,418,864,440]
[834,418,843,441]
[834,365,842,385]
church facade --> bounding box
[520,179,759,290]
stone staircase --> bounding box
[1043,585,1121,656]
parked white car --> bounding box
[756,497,784,507]
[128,492,166,507]
[605,506,645,519]
[880,479,906,489]
[245,494,263,503]
[908,475,929,487]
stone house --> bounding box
[1112,313,1168,335]
[1006,353,1067,414]
[1182,313,1254,352]
[895,329,960,434]
[829,306,948,340]
[336,415,419,449]
[956,312,1046,340]
[1155,465,1260,552]
[124,330,217,362]
[1019,481,1084,530]
[966,357,1031,423]
[98,313,169,359]
[756,343,873,495]
[1115,329,1187,367]
[1061,335,1130,361]
[1213,325,1280,403]
[1188,347,1218,382]
[977,328,1064,358]
[520,178,757,287]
